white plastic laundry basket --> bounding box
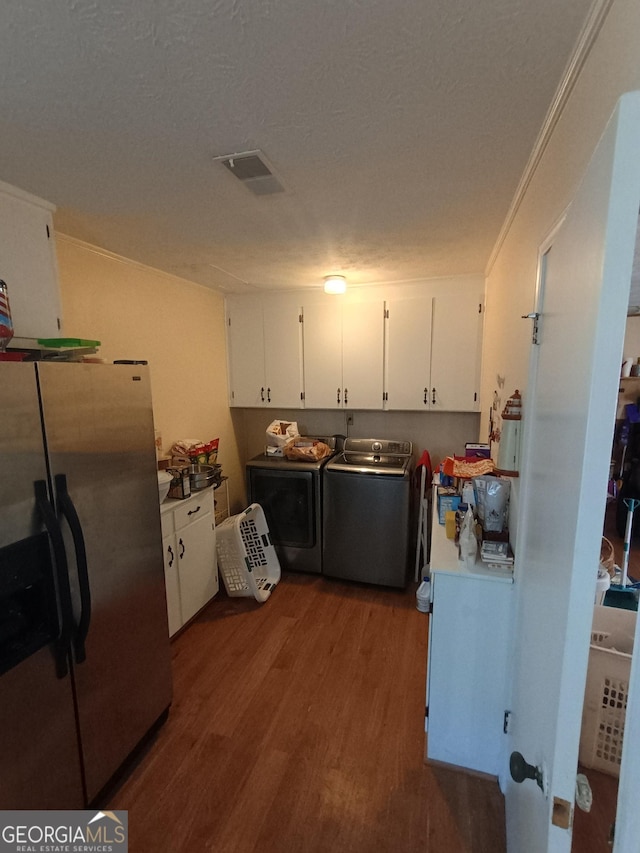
[579,605,636,777]
[216,503,281,603]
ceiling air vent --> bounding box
[214,149,284,196]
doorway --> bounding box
[571,233,640,852]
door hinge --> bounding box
[503,710,512,734]
[522,312,540,345]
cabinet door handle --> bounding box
[432,388,436,405]
[337,388,341,404]
[187,505,201,517]
[179,538,185,559]
[423,387,428,405]
[260,387,265,402]
[344,388,348,405]
[267,387,271,403]
[167,544,174,567]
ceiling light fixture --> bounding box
[323,275,346,294]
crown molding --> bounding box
[485,0,615,276]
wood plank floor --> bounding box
[107,574,506,852]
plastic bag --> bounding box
[283,438,332,462]
[265,420,299,448]
[474,475,510,533]
[459,505,478,568]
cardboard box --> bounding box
[465,442,491,459]
[437,488,460,524]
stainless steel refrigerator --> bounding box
[0,361,172,808]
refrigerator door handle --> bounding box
[55,473,91,664]
[34,479,73,679]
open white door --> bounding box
[505,92,640,853]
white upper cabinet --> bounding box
[341,301,385,409]
[225,279,483,412]
[226,296,303,408]
[0,181,62,341]
[303,298,385,409]
[301,300,342,409]
[385,289,483,411]
[385,295,433,410]
[430,291,483,411]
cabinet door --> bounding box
[302,301,343,409]
[430,292,483,411]
[162,535,182,637]
[0,186,61,341]
[177,512,217,624]
[226,299,265,407]
[427,571,512,775]
[263,300,303,408]
[342,301,385,409]
[385,296,433,410]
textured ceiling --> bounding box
[0,0,596,293]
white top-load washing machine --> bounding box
[322,438,414,588]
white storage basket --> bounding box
[579,605,637,777]
[216,503,281,603]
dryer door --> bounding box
[248,468,315,548]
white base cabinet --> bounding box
[425,490,514,778]
[161,489,218,637]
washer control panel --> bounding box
[344,438,412,456]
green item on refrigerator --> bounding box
[37,337,101,348]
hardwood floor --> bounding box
[107,574,506,852]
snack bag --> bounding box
[265,420,299,448]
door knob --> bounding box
[510,751,544,791]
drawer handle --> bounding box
[187,506,201,516]
[179,538,185,558]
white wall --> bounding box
[55,234,246,514]
[481,0,640,433]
